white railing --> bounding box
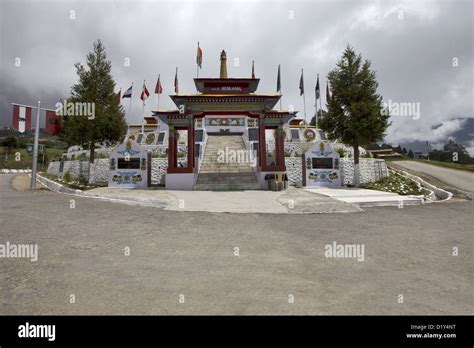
[242,129,257,169]
[197,130,208,172]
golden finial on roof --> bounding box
[220,50,228,79]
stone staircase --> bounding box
[194,135,261,190]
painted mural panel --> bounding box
[109,140,148,189]
[304,141,341,187]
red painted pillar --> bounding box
[275,126,285,168]
[187,125,194,171]
[167,128,177,172]
[258,118,266,169]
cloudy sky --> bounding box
[0,0,472,151]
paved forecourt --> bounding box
[395,161,474,193]
[1,173,473,315]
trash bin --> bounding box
[272,172,286,191]
[264,173,288,191]
[264,174,275,191]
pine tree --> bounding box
[310,110,327,127]
[408,149,414,158]
[319,45,390,186]
[61,40,127,183]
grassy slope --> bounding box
[0,147,65,170]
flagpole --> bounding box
[278,64,282,111]
[128,82,133,130]
[197,42,200,79]
[175,67,179,94]
[30,100,41,190]
[315,80,318,129]
[141,80,145,134]
[302,69,307,125]
[157,75,160,110]
[319,84,323,127]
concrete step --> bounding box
[193,183,262,191]
[195,135,261,190]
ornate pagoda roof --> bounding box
[151,50,295,120]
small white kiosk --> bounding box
[109,140,149,189]
[303,141,341,187]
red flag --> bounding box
[45,110,61,135]
[140,82,150,101]
[154,75,163,94]
[12,105,32,133]
[174,68,179,94]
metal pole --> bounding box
[42,145,45,169]
[141,101,145,134]
[319,94,323,125]
[30,100,41,190]
[303,93,307,125]
[127,82,133,130]
[315,90,318,128]
[196,42,200,79]
[141,80,145,134]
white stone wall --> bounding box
[285,157,303,186]
[47,162,60,176]
[339,158,388,185]
[47,160,105,181]
[282,157,388,187]
[48,158,188,185]
[48,156,387,187]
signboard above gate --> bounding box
[203,83,249,94]
[194,78,259,94]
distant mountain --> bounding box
[396,118,474,153]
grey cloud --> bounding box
[0,0,472,146]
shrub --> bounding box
[336,148,346,157]
[63,171,72,182]
[78,175,88,185]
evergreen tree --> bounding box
[310,110,327,127]
[408,149,414,158]
[443,140,472,163]
[402,147,407,155]
[61,40,126,183]
[1,136,18,151]
[319,45,390,186]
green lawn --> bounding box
[360,171,431,196]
